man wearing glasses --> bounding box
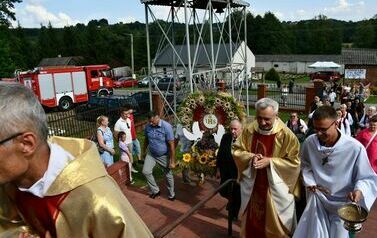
[294,105,377,237]
[0,83,153,237]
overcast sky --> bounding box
[12,0,377,28]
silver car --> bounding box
[138,76,161,87]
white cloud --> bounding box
[149,5,204,23]
[324,0,365,14]
[248,0,372,22]
[296,9,306,17]
[13,3,80,28]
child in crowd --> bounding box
[118,131,134,184]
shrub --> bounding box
[265,68,280,82]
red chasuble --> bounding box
[245,132,276,238]
[14,190,69,237]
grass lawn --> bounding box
[118,131,183,188]
[115,86,146,91]
[366,95,377,104]
[241,90,258,95]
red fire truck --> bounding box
[16,65,114,111]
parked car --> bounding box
[156,76,185,91]
[113,77,138,88]
[74,91,184,124]
[74,95,139,125]
[309,71,341,81]
[126,91,184,114]
[138,76,162,88]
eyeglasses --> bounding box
[314,121,336,134]
[0,132,24,146]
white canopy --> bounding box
[308,61,341,69]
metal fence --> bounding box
[236,86,258,107]
[47,105,149,139]
[233,83,306,110]
[265,85,306,110]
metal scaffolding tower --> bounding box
[141,0,251,119]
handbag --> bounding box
[90,129,106,154]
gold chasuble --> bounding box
[0,136,153,238]
[232,119,300,238]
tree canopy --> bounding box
[0,0,21,26]
[0,10,376,78]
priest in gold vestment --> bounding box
[233,98,300,238]
[0,83,153,238]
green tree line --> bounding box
[0,8,376,77]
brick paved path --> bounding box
[121,175,377,238]
[122,176,240,238]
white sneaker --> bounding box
[131,168,138,173]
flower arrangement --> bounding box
[179,132,218,176]
[177,91,245,130]
[177,91,245,177]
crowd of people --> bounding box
[1,82,377,238]
[231,98,377,238]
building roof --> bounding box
[38,56,83,67]
[255,54,341,63]
[140,0,249,9]
[154,43,242,66]
[340,48,377,65]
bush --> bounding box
[265,68,280,82]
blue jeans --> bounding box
[132,139,141,157]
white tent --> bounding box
[308,61,341,69]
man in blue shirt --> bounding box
[142,111,176,200]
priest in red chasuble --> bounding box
[232,98,301,238]
[0,83,153,238]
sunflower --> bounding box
[189,99,196,105]
[224,101,231,109]
[198,153,209,164]
[182,153,192,163]
[198,96,205,104]
[182,115,190,122]
[189,102,197,109]
[228,111,235,118]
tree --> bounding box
[62,26,79,56]
[10,22,37,69]
[260,12,290,54]
[0,26,16,77]
[265,68,280,86]
[0,0,22,26]
[353,20,375,48]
